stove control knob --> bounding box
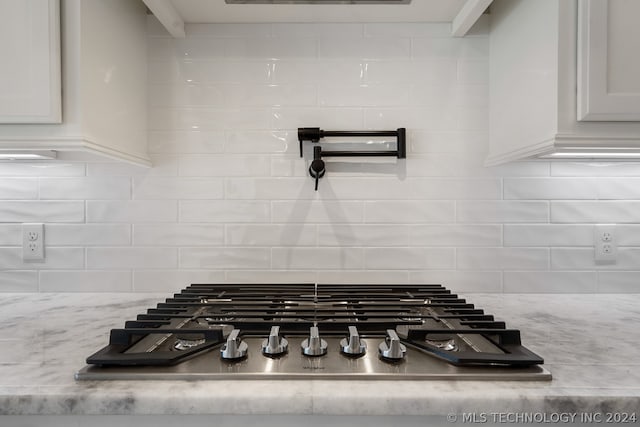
[301,326,328,357]
[378,329,406,361]
[340,326,366,357]
[220,329,248,360]
[262,326,288,357]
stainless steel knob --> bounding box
[378,329,406,361]
[340,326,366,357]
[220,329,248,360]
[301,326,328,357]
[261,325,288,357]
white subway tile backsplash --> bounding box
[364,201,454,223]
[504,178,597,200]
[319,270,409,284]
[0,271,38,292]
[504,225,593,247]
[226,178,314,200]
[319,38,411,59]
[0,162,85,177]
[180,201,270,223]
[225,131,291,154]
[272,201,364,223]
[186,23,272,38]
[412,37,489,58]
[597,272,640,293]
[272,107,363,130]
[180,248,270,269]
[551,201,640,223]
[551,162,640,177]
[457,60,489,84]
[0,179,38,199]
[365,248,455,270]
[318,225,408,247]
[179,155,270,177]
[148,131,225,154]
[39,177,131,200]
[365,23,450,38]
[87,201,177,223]
[504,271,597,293]
[39,271,132,292]
[457,201,549,223]
[552,248,640,270]
[457,248,549,270]
[226,224,316,246]
[0,224,22,245]
[595,178,640,199]
[46,225,131,246]
[1,20,638,294]
[272,23,363,38]
[0,248,84,270]
[365,60,457,85]
[86,155,179,177]
[133,177,224,200]
[273,61,364,85]
[0,202,84,223]
[410,225,502,247]
[87,248,178,269]
[134,224,224,246]
[272,247,363,269]
[149,108,273,131]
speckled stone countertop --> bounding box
[1,292,639,417]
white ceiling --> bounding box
[166,0,469,23]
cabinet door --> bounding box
[577,0,640,121]
[0,0,61,123]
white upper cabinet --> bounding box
[577,0,640,121]
[488,0,640,165]
[0,0,150,166]
[0,0,61,123]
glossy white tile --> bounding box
[39,177,131,200]
[39,271,132,292]
[409,225,502,247]
[0,179,38,199]
[226,224,317,246]
[551,201,640,223]
[133,177,223,200]
[179,155,270,177]
[272,201,364,223]
[134,224,224,246]
[87,201,177,223]
[457,248,549,270]
[503,271,597,293]
[457,201,549,223]
[0,202,84,223]
[0,271,38,292]
[364,247,455,269]
[504,225,593,247]
[318,225,409,247]
[46,225,131,246]
[272,247,363,269]
[0,248,84,270]
[87,248,178,269]
[180,248,270,269]
[133,270,226,292]
[180,200,270,223]
[364,201,454,223]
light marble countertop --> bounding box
[1,292,639,417]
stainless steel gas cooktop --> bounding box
[75,283,551,381]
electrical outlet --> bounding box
[22,223,44,261]
[594,224,616,264]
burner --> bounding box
[76,283,550,381]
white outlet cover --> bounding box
[22,223,45,261]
